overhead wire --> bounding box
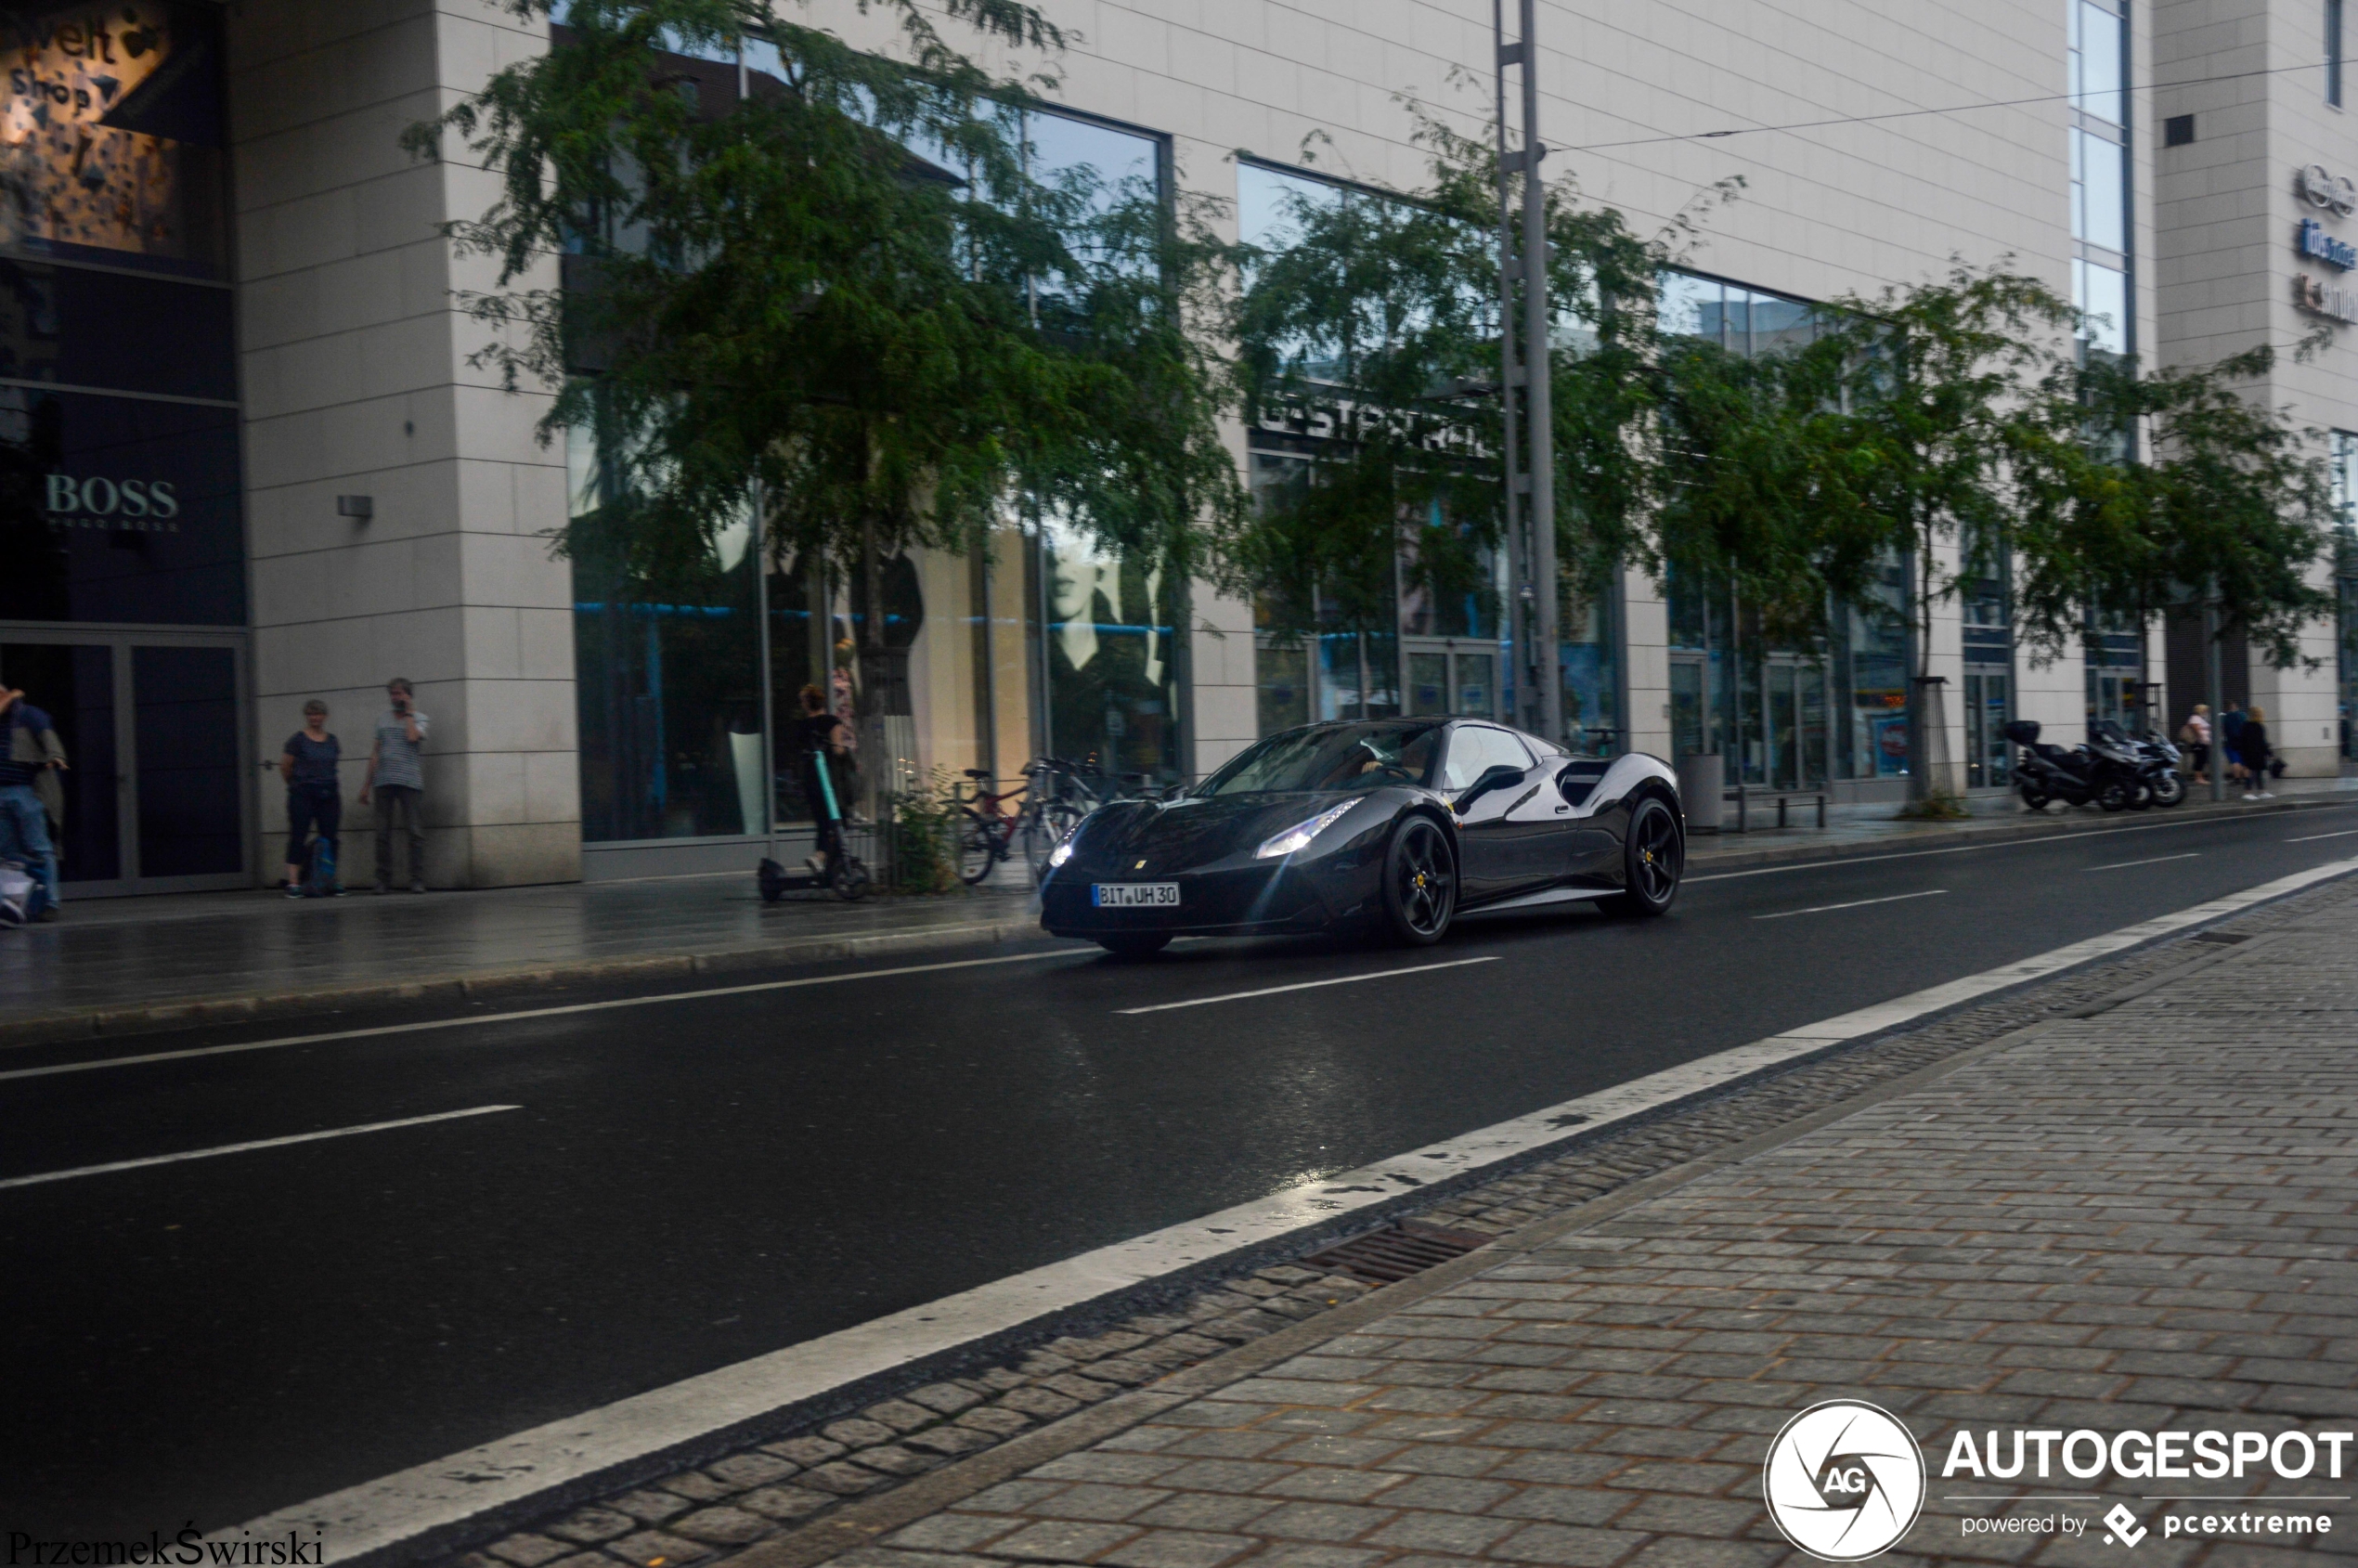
[1561,58,2331,154]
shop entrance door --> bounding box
[0,628,251,896]
[1963,668,2012,788]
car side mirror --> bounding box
[1456,763,1524,807]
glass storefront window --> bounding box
[1561,588,1618,756]
[1040,516,1180,780]
[1833,560,1911,779]
[0,386,243,625]
[0,3,228,279]
[568,415,765,842]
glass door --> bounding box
[0,641,123,892]
[1964,670,2012,787]
[0,628,248,894]
[1669,657,1706,758]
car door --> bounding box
[1442,724,1558,901]
[1551,757,1623,883]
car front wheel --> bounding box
[1607,796,1683,916]
[1380,816,1457,946]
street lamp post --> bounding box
[1493,0,1561,744]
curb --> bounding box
[5,792,2345,1055]
[0,912,1050,1053]
[1684,790,2339,873]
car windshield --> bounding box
[1198,723,1443,796]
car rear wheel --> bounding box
[1381,817,1456,946]
[1095,932,1172,958]
[1607,797,1683,916]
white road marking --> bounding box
[1754,889,1947,921]
[0,950,1086,1086]
[1686,799,2358,884]
[0,1106,519,1191]
[2086,853,2200,872]
[2287,828,2358,843]
[243,854,2358,1565]
[1114,956,1500,1015]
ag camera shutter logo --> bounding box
[1764,1400,1926,1561]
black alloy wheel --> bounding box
[1609,797,1684,916]
[956,810,997,886]
[2018,786,2050,811]
[1381,816,1457,945]
[2096,778,2131,812]
[2151,771,2186,808]
[1095,932,1173,958]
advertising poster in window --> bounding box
[0,385,242,625]
[1043,519,1177,781]
[0,2,227,279]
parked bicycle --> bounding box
[953,758,1116,886]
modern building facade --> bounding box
[0,0,2346,898]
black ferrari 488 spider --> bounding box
[1038,718,1685,955]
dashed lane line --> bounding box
[1114,955,1500,1014]
[240,855,2358,1566]
[1753,889,1948,920]
[1687,799,2358,883]
[0,950,1087,1086]
[2086,853,2200,872]
[0,1106,520,1190]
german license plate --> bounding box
[1092,882,1179,908]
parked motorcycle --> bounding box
[2009,719,2151,812]
[2124,724,2187,808]
[2008,719,2103,810]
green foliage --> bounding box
[2011,342,2338,670]
[1220,117,1504,641]
[888,767,967,894]
[409,0,1241,721]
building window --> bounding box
[2333,0,2346,106]
[2068,1,2133,361]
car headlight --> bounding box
[1255,799,1359,860]
[1047,838,1075,868]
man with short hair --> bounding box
[0,686,66,921]
[359,678,429,893]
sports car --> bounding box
[1038,718,1685,955]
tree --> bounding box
[2011,342,2338,680]
[1221,130,1504,661]
[408,0,1239,786]
[1796,268,2077,804]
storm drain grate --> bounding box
[1299,1220,1495,1285]
[2194,930,2253,946]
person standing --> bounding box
[2240,706,2274,799]
[2180,704,2212,785]
[2219,701,2248,789]
[279,700,343,897]
[358,678,428,893]
[0,686,66,921]
[796,683,853,876]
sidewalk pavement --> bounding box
[5,776,2352,1051]
[743,873,2358,1568]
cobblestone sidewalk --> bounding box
[760,886,2358,1568]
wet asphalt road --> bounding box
[7,801,2357,1535]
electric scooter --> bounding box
[757,753,872,902]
